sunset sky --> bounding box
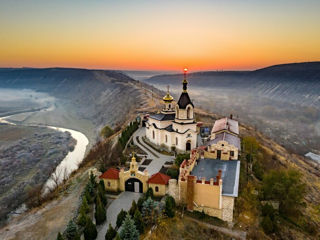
[0,0,319,71]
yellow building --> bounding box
[100,155,171,196]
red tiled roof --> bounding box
[148,172,171,185]
[99,168,119,180]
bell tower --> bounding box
[161,85,175,114]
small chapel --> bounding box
[145,68,198,153]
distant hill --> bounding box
[144,62,320,108]
[0,68,152,138]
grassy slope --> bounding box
[196,108,320,240]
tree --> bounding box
[89,172,97,189]
[95,195,106,225]
[166,168,179,179]
[142,198,158,225]
[77,209,88,226]
[129,200,137,217]
[133,209,144,234]
[174,153,190,167]
[101,125,114,139]
[80,196,90,213]
[105,224,117,240]
[137,197,145,212]
[66,220,78,240]
[262,169,306,217]
[145,187,154,200]
[97,183,107,206]
[85,188,93,204]
[84,217,97,240]
[164,196,176,218]
[119,214,139,240]
[57,232,64,240]
[114,233,121,240]
[116,209,127,229]
[99,180,106,192]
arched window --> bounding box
[165,135,168,143]
[176,137,178,145]
[168,104,171,109]
[155,186,159,192]
[153,130,155,139]
[187,106,192,119]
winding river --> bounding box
[0,113,89,194]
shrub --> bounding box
[261,215,275,234]
[252,160,263,181]
[57,232,64,240]
[105,224,117,240]
[133,209,144,234]
[116,209,127,229]
[164,196,176,218]
[101,125,114,139]
[119,214,139,240]
[174,153,190,167]
[166,168,179,179]
[95,195,106,225]
[84,217,97,240]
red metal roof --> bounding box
[99,168,119,180]
[148,172,171,185]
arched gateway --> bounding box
[125,178,143,193]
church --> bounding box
[145,69,198,153]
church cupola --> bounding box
[176,68,194,120]
[162,85,174,113]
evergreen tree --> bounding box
[99,180,106,192]
[97,184,107,206]
[80,196,90,213]
[145,187,153,199]
[105,224,117,240]
[116,209,127,229]
[89,172,97,188]
[57,232,64,240]
[129,200,137,216]
[84,217,97,240]
[137,197,145,212]
[164,196,176,218]
[114,233,121,240]
[142,198,158,225]
[85,188,93,204]
[119,214,139,240]
[95,195,106,225]
[66,220,78,240]
[77,209,88,226]
[133,209,144,234]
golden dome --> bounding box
[163,85,174,102]
[163,93,174,102]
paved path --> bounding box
[133,127,174,175]
[97,192,141,240]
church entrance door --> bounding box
[186,141,191,151]
[125,178,143,193]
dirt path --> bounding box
[184,216,247,240]
[0,170,87,240]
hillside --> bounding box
[0,68,159,144]
[142,62,320,155]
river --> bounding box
[0,113,89,194]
